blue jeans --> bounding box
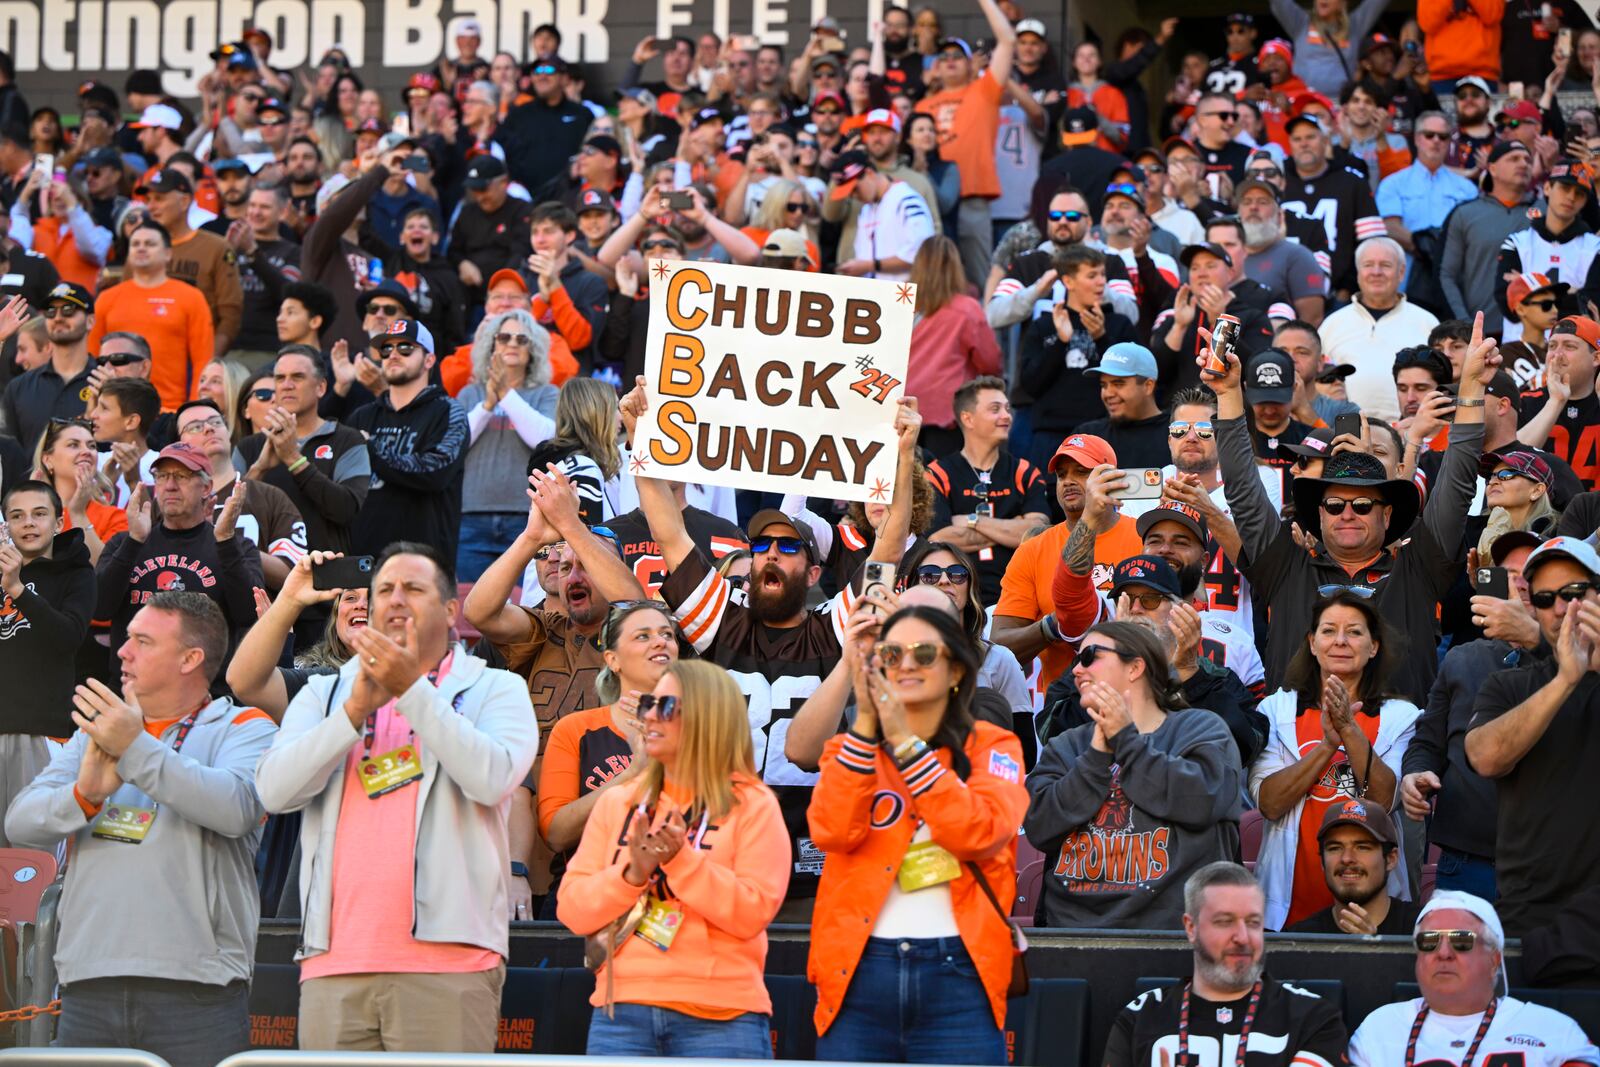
[817,937,1006,1065]
[587,1002,773,1058]
[1435,847,1498,901]
[55,976,250,1067]
[456,512,525,582]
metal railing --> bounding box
[18,881,60,1050]
[0,1050,172,1066]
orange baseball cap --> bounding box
[487,268,528,293]
[1050,433,1117,473]
[1553,315,1600,349]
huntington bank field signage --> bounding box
[633,259,913,504]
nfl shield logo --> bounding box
[1216,1007,1233,1024]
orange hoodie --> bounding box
[807,722,1028,1035]
[557,772,790,1016]
[1418,0,1505,81]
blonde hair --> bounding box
[205,358,252,441]
[33,418,113,506]
[1312,1,1351,46]
[753,178,813,233]
[1477,496,1558,562]
[550,377,622,481]
[631,661,754,821]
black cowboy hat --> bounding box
[1290,451,1419,546]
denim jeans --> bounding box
[817,937,1006,1065]
[456,512,526,582]
[587,1002,773,1058]
[55,976,250,1067]
[1435,847,1498,902]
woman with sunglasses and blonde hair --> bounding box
[33,417,122,565]
[808,604,1027,1064]
[559,659,790,1057]
[1251,587,1419,931]
[1024,618,1241,929]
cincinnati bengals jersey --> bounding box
[1350,997,1597,1067]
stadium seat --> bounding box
[1007,977,1091,1067]
[1418,864,1438,903]
[1240,809,1265,865]
[1140,977,1346,1022]
[247,963,301,1049]
[499,966,595,1053]
[1013,860,1046,924]
[0,849,56,926]
[456,582,481,640]
[766,973,819,1060]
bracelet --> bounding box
[510,861,529,877]
[287,456,309,473]
[1455,397,1485,408]
[873,257,881,273]
[892,736,929,765]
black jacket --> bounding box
[448,196,534,291]
[1019,304,1140,432]
[1074,410,1172,469]
[1151,280,1277,400]
[495,99,593,194]
[1040,656,1267,767]
[0,529,94,737]
[383,248,468,355]
[346,385,469,564]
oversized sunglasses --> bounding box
[1074,644,1135,668]
[636,693,679,721]
[1529,580,1598,609]
[1319,497,1380,516]
[916,563,970,586]
[1414,929,1479,953]
[875,641,948,668]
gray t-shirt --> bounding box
[1245,237,1327,304]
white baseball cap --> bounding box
[131,103,183,131]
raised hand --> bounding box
[126,483,153,543]
[0,295,29,344]
[212,479,247,541]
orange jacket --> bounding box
[1418,0,1505,81]
[438,336,579,397]
[556,773,790,1015]
[30,218,101,291]
[807,722,1028,1034]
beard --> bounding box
[1102,220,1132,240]
[1242,218,1279,247]
[1173,451,1216,478]
[1194,939,1264,995]
[883,30,909,52]
[749,562,808,623]
[1329,865,1386,906]
[1175,559,1206,600]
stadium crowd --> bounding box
[0,0,1598,1063]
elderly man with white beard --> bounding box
[1235,173,1328,326]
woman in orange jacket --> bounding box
[557,659,790,1058]
[808,605,1028,1064]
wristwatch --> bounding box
[967,513,979,528]
[510,861,529,877]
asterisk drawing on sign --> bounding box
[868,478,891,500]
[630,453,651,474]
[895,283,915,304]
[651,259,672,281]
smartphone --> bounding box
[1206,172,1222,199]
[1560,27,1574,53]
[402,154,430,172]
[33,153,52,213]
[1475,567,1511,601]
[1108,467,1165,501]
[392,113,411,138]
[1334,413,1362,440]
[665,189,695,210]
[863,560,894,593]
[312,555,375,591]
[1508,81,1526,100]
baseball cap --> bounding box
[691,107,725,130]
[208,41,244,60]
[407,72,442,94]
[1235,175,1281,203]
[372,318,436,354]
[356,280,420,318]
[131,103,183,130]
[379,131,419,155]
[746,509,819,561]
[1505,271,1569,313]
[487,268,530,294]
[242,27,272,48]
[615,86,658,111]
[1244,349,1295,404]
[829,150,873,200]
[258,97,287,117]
[1163,135,1199,158]
[457,17,483,35]
[1316,797,1397,847]
[1179,242,1233,270]
[576,185,615,214]
[211,157,251,175]
[814,15,842,33]
[1315,362,1357,383]
[529,57,569,76]
[1284,112,1326,137]
[1110,554,1182,600]
[1489,528,1545,565]
[1479,446,1555,488]
[1050,433,1117,473]
[463,155,508,190]
[1552,315,1600,349]
[1546,160,1594,193]
[862,107,902,134]
[1487,140,1533,167]
[1085,342,1158,380]
[1455,75,1494,97]
[153,442,212,477]
[82,146,123,170]
[810,53,842,73]
[1015,18,1048,38]
[1499,99,1542,124]
[1060,107,1098,147]
[1284,425,1337,458]
[1484,370,1521,401]
[812,90,847,112]
[1360,33,1400,59]
[1225,12,1255,26]
[762,227,812,262]
[585,134,622,157]
[135,167,194,195]
[1524,535,1600,582]
[1136,501,1209,545]
[315,173,350,213]
[47,282,93,311]
[939,37,973,57]
[226,49,258,69]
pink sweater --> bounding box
[906,295,1003,429]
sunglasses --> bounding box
[1247,167,1282,182]
[1202,110,1238,122]
[785,202,810,214]
[260,117,286,127]
[532,64,559,75]
[48,416,92,431]
[726,574,748,589]
[813,107,842,116]
[1049,210,1087,222]
[1117,591,1171,610]
[636,693,679,721]
[1169,420,1215,440]
[916,563,971,586]
[533,540,568,561]
[1496,118,1526,130]
[1142,164,1166,175]
[374,341,419,357]
[1319,497,1380,516]
[1105,183,1142,198]
[1529,580,1598,609]
[642,239,682,252]
[798,140,819,149]
[1074,644,1135,668]
[874,641,948,668]
[1488,467,1534,482]
[1415,129,1450,141]
[100,352,147,367]
[367,302,405,316]
[1318,583,1377,599]
[751,535,808,556]
[495,332,532,347]
[43,305,83,319]
[250,387,276,402]
[938,51,967,62]
[1414,929,1480,953]
[1521,298,1558,311]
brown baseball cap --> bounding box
[1317,797,1397,847]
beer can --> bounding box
[1205,314,1241,377]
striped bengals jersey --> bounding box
[659,548,856,903]
[1104,977,1350,1067]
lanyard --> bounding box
[1178,981,1262,1067]
[168,705,207,752]
[360,666,456,756]
[1405,998,1498,1067]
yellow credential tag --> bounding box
[359,745,424,798]
[897,839,960,892]
[92,803,156,844]
[633,897,684,951]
